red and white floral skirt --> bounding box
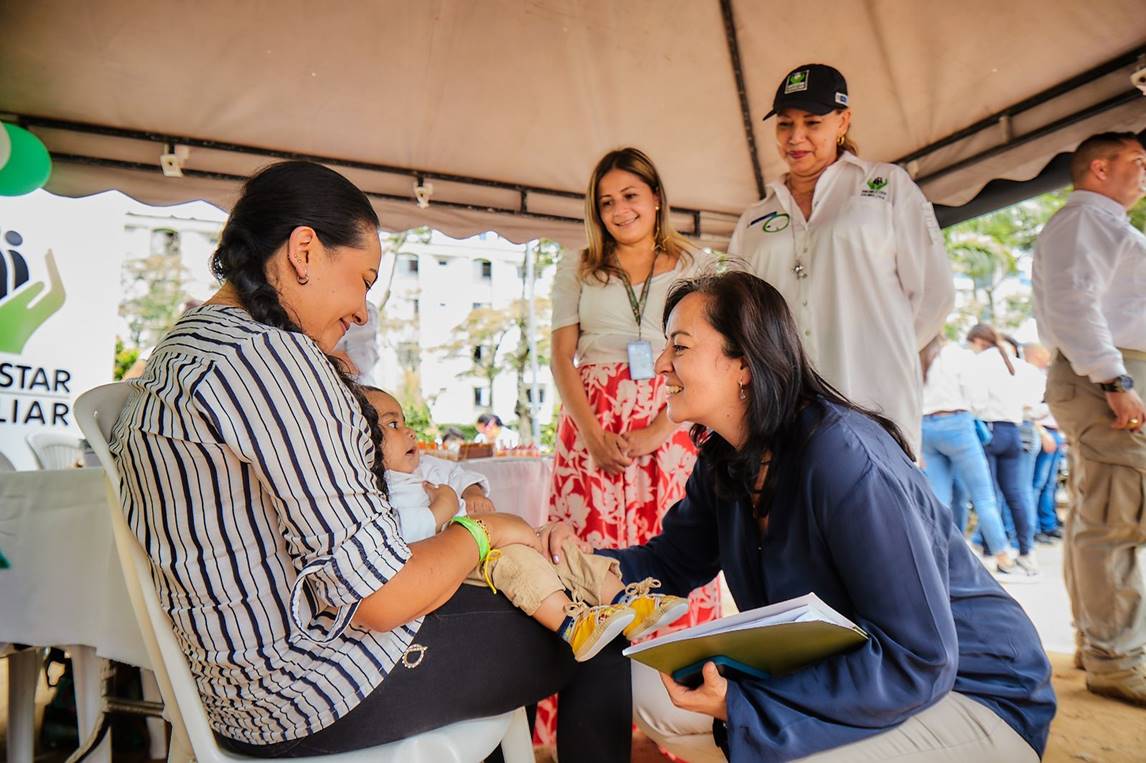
[536,362,722,747]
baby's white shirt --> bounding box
[384,455,491,543]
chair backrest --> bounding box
[25,430,84,469]
[75,382,206,760]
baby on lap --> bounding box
[364,387,688,661]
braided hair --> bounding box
[209,160,389,497]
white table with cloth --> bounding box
[463,456,554,528]
[0,468,150,763]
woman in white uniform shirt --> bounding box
[728,63,954,456]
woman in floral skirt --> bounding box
[539,146,721,744]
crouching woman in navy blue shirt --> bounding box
[542,270,1055,761]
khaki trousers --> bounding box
[631,662,1037,761]
[1046,351,1146,674]
[463,539,621,616]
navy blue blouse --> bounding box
[604,400,1055,761]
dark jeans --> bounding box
[217,585,631,761]
[1032,428,1065,533]
[985,421,1035,556]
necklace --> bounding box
[784,180,811,280]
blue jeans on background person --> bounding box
[996,422,1041,548]
[985,421,1035,557]
[1032,428,1065,533]
[951,474,969,532]
[921,411,1009,555]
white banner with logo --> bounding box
[0,190,126,469]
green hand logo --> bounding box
[0,238,66,354]
[867,177,888,191]
[789,72,806,85]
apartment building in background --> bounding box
[120,208,558,433]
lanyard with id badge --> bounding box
[622,251,661,380]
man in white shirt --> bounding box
[1032,131,1146,706]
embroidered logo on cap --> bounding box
[835,92,848,106]
[784,70,809,94]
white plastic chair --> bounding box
[76,382,532,763]
[25,431,83,470]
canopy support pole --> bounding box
[719,0,766,200]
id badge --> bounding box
[627,339,655,380]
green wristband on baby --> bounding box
[449,515,490,563]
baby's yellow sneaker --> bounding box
[620,578,690,640]
[562,598,635,662]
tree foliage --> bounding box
[113,337,140,380]
[119,229,190,347]
[944,189,1068,335]
[436,305,515,409]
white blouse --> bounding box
[551,248,718,365]
[922,343,986,415]
[728,152,955,455]
[972,352,1045,424]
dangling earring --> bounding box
[738,383,747,401]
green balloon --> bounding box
[0,123,52,196]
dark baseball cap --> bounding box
[763,64,849,120]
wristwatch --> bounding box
[1099,374,1135,393]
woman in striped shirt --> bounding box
[111,161,631,760]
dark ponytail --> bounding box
[966,323,1015,376]
[210,161,389,497]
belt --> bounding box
[924,409,967,418]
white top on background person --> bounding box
[728,63,954,456]
[551,246,716,364]
[970,340,1044,425]
[921,341,986,415]
[1032,188,1146,385]
[332,299,380,385]
[385,455,491,543]
[474,414,520,449]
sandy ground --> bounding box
[3,541,1145,761]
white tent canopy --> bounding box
[2,0,1144,248]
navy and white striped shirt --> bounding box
[110,305,418,744]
